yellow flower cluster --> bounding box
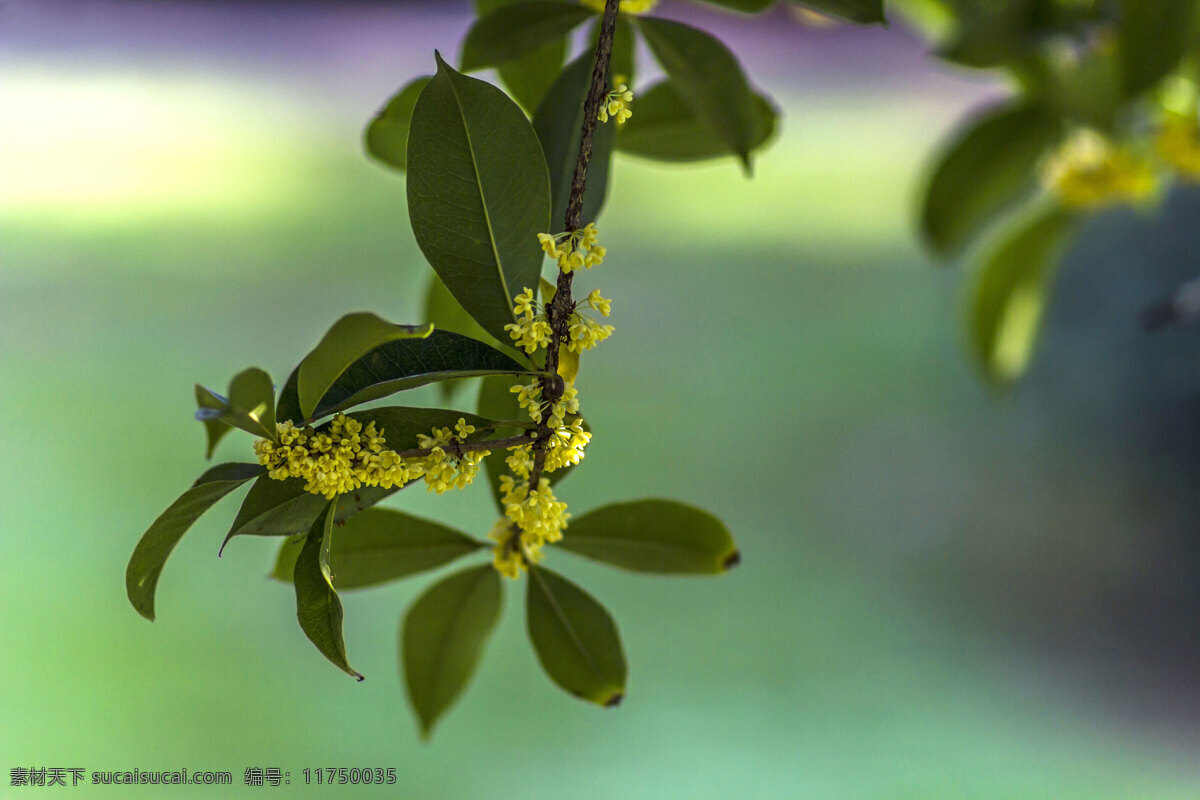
[538,224,605,273]
[510,378,579,426]
[253,414,489,499]
[581,0,657,13]
[504,287,553,355]
[1156,112,1200,179]
[1041,129,1156,209]
[567,292,614,353]
[598,76,633,125]
[488,476,570,578]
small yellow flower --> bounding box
[1041,129,1157,209]
[537,225,605,274]
[488,519,526,579]
[584,288,612,316]
[581,0,657,13]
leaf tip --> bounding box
[603,691,624,708]
[722,549,742,571]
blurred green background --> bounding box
[4,1,1200,797]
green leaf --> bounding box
[526,567,626,706]
[616,80,777,163]
[196,367,277,441]
[221,474,402,551]
[275,329,531,424]
[1118,0,1197,97]
[425,274,501,403]
[195,384,233,459]
[474,0,567,113]
[557,499,739,573]
[126,463,263,621]
[297,312,434,421]
[402,564,502,737]
[271,508,484,589]
[364,76,431,172]
[920,103,1061,256]
[294,500,363,680]
[408,53,551,344]
[969,205,1077,385]
[636,16,759,168]
[461,1,593,73]
[534,52,617,229]
[792,0,884,24]
[608,15,637,85]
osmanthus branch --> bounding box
[527,0,620,489]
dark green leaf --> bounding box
[558,499,739,573]
[636,16,759,168]
[271,508,484,589]
[534,53,616,228]
[403,564,502,736]
[126,463,263,621]
[221,475,402,551]
[275,329,531,424]
[461,1,593,73]
[426,274,499,403]
[294,500,363,680]
[969,205,1077,385]
[407,54,551,344]
[1118,0,1197,97]
[921,103,1061,256]
[297,313,433,421]
[526,567,626,706]
[792,0,883,23]
[195,384,233,459]
[609,15,637,86]
[364,76,431,172]
[616,80,777,163]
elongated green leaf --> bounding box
[636,16,758,168]
[969,205,1077,385]
[616,80,777,163]
[461,1,593,73]
[195,384,233,459]
[534,53,617,228]
[793,0,883,23]
[474,0,566,113]
[408,54,550,345]
[297,313,433,421]
[921,103,1061,256]
[221,475,403,551]
[196,367,277,441]
[608,15,637,86]
[271,508,484,589]
[526,567,626,706]
[275,329,531,423]
[1118,0,1197,97]
[423,275,519,403]
[294,500,363,680]
[403,564,502,736]
[558,499,739,573]
[364,76,431,172]
[126,463,263,621]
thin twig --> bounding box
[527,0,620,489]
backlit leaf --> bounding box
[557,498,739,573]
[196,367,277,441]
[526,567,626,706]
[297,312,433,420]
[275,329,531,424]
[294,500,363,680]
[195,384,233,459]
[403,564,502,736]
[126,463,263,621]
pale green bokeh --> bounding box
[2,46,1198,800]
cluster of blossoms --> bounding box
[581,0,657,13]
[505,286,613,356]
[1041,129,1156,209]
[598,76,633,125]
[489,478,570,579]
[1043,113,1200,210]
[538,223,605,273]
[253,414,489,499]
